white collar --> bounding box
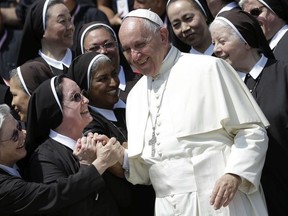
[89,99,126,122]
[0,163,21,177]
[189,43,214,56]
[0,29,7,50]
[237,54,267,81]
[38,49,72,69]
[49,130,77,151]
[118,65,126,91]
[269,24,288,50]
[217,2,238,17]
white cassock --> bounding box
[125,46,269,216]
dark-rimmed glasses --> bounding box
[71,90,85,103]
[249,6,265,17]
[85,41,117,53]
[0,121,22,143]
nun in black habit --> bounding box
[239,0,288,62]
[9,60,53,123]
[67,52,155,216]
[210,10,288,216]
[17,0,74,75]
[24,75,121,216]
[75,21,142,103]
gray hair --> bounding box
[209,19,245,43]
[0,104,11,135]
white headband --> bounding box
[42,0,50,31]
[17,67,31,96]
[167,0,207,17]
[87,54,109,89]
[257,0,276,14]
[80,23,117,54]
[50,76,63,113]
[215,16,248,44]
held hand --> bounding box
[210,173,242,210]
[93,137,123,174]
[93,133,110,145]
[73,133,97,165]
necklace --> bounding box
[246,72,262,95]
[148,71,170,157]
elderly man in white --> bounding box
[118,8,269,216]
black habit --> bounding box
[68,52,155,216]
[0,165,105,216]
[247,59,288,216]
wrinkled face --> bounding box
[241,0,278,40]
[210,23,248,71]
[9,77,30,122]
[87,60,119,109]
[43,3,75,49]
[0,115,26,167]
[167,0,210,49]
[83,28,120,71]
[61,78,92,131]
[119,18,168,77]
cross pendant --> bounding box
[148,130,157,157]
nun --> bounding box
[239,0,288,62]
[68,52,155,216]
[17,0,75,75]
[24,75,123,216]
[75,21,142,102]
[166,0,215,55]
[210,10,288,216]
[9,61,53,122]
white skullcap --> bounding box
[123,9,164,27]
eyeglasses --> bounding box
[71,90,85,103]
[0,121,22,143]
[249,6,265,17]
[85,41,117,52]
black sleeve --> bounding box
[0,165,105,214]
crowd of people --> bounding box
[0,0,288,215]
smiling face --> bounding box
[87,59,119,109]
[9,77,30,122]
[167,0,211,52]
[43,3,74,49]
[119,17,169,77]
[240,0,281,40]
[0,115,26,167]
[83,27,120,71]
[210,22,248,71]
[61,78,92,132]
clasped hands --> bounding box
[73,132,125,173]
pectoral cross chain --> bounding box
[148,130,156,157]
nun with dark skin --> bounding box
[210,10,288,216]
[68,52,155,216]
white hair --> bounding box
[0,104,11,134]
